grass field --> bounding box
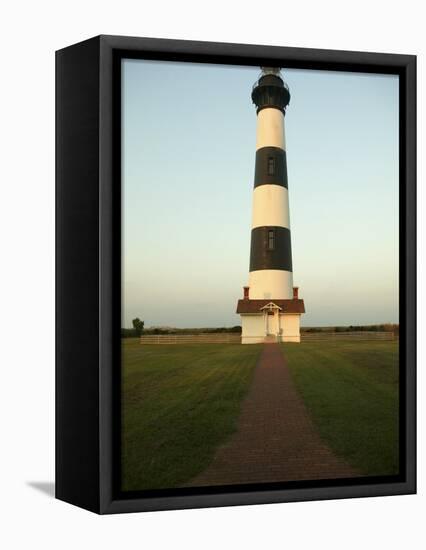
[282,340,399,476]
[121,339,261,491]
[121,338,399,491]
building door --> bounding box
[267,312,275,335]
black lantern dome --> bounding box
[251,67,290,114]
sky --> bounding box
[122,59,399,328]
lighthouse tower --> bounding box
[237,67,305,343]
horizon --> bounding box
[123,321,399,330]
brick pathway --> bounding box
[186,343,357,487]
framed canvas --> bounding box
[56,35,416,514]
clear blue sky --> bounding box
[122,59,399,328]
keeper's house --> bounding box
[237,287,305,344]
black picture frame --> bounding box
[56,35,416,514]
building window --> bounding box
[267,156,275,176]
[268,229,275,250]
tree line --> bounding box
[301,324,399,334]
[122,317,399,338]
[121,319,242,338]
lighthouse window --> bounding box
[267,156,275,176]
[268,229,275,250]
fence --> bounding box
[140,331,397,344]
[140,333,241,345]
[301,331,396,341]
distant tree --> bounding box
[132,317,145,336]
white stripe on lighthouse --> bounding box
[248,269,293,300]
[251,185,290,229]
[256,107,286,150]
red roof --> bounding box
[236,299,305,314]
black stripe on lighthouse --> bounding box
[254,147,288,188]
[249,226,293,272]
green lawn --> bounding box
[121,340,261,491]
[282,341,399,476]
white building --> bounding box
[237,68,305,343]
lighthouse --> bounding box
[237,67,305,343]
